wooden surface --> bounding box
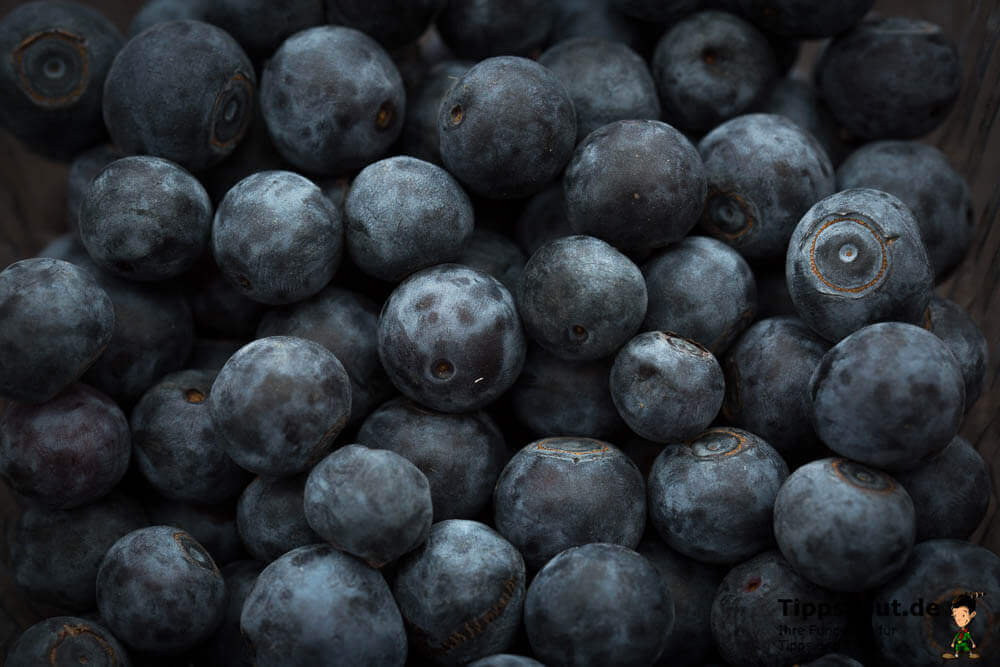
[0,0,998,657]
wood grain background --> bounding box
[0,0,997,657]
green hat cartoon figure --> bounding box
[943,591,985,660]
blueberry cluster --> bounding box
[0,1,993,666]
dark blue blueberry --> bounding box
[610,0,699,22]
[0,2,122,160]
[212,171,343,305]
[816,17,961,141]
[10,493,146,610]
[128,0,209,37]
[0,383,130,509]
[774,458,915,592]
[456,230,526,297]
[326,0,446,49]
[131,369,251,504]
[538,37,661,143]
[236,474,320,563]
[0,257,114,403]
[648,427,789,564]
[5,616,131,666]
[304,444,432,567]
[837,141,974,280]
[611,331,724,443]
[79,156,212,281]
[377,264,525,413]
[786,188,934,342]
[493,437,645,571]
[515,184,572,257]
[564,120,706,252]
[184,255,266,339]
[466,656,545,667]
[66,144,121,230]
[393,520,526,664]
[357,397,507,520]
[103,20,256,171]
[710,550,849,667]
[400,60,473,165]
[643,236,757,355]
[871,540,1000,666]
[721,316,829,460]
[259,26,404,175]
[651,11,778,133]
[435,0,555,60]
[240,544,407,666]
[753,77,852,166]
[809,322,964,470]
[698,113,835,261]
[96,525,226,654]
[145,498,248,567]
[892,436,991,542]
[519,235,646,361]
[737,0,873,38]
[202,560,263,667]
[188,338,245,371]
[524,543,673,667]
[925,296,988,412]
[345,156,473,281]
[438,56,576,199]
[203,0,324,59]
[256,285,394,425]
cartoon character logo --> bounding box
[942,591,985,660]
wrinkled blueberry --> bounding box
[236,474,319,563]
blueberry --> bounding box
[925,296,989,411]
[524,543,673,667]
[510,344,627,440]
[240,544,407,667]
[377,264,525,413]
[518,235,646,361]
[493,437,645,571]
[304,444,432,567]
[564,120,706,252]
[774,458,915,592]
[710,549,849,667]
[256,285,394,425]
[145,498,248,567]
[202,560,264,667]
[128,0,210,37]
[357,397,507,520]
[871,539,1000,666]
[400,60,473,165]
[5,616,132,666]
[260,26,404,175]
[212,171,343,305]
[815,17,961,140]
[203,0,324,59]
[611,331,725,443]
[753,77,852,167]
[65,144,121,230]
[10,493,146,610]
[515,183,573,257]
[103,20,256,171]
[785,188,934,342]
[698,113,835,261]
[393,520,526,664]
[0,257,114,403]
[651,11,778,133]
[456,230,526,297]
[0,383,129,509]
[325,0,446,49]
[237,474,320,563]
[438,56,576,199]
[79,156,212,281]
[809,322,964,470]
[648,427,789,564]
[892,436,991,542]
[184,255,266,339]
[642,236,757,355]
[836,141,974,279]
[721,316,830,460]
[466,656,545,667]
[435,0,555,60]
[736,0,873,38]
[538,38,661,143]
[0,2,122,160]
[96,525,225,654]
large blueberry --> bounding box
[377,264,525,413]
[925,296,989,411]
[5,616,132,666]
[737,0,873,38]
[435,0,554,60]
[237,474,319,563]
[774,458,915,592]
[325,0,445,49]
[240,544,407,666]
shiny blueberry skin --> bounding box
[786,188,934,342]
[774,458,916,592]
[237,474,320,563]
[5,616,132,667]
[737,0,873,38]
[925,295,989,411]
[96,525,226,654]
[809,322,964,471]
[524,543,673,667]
[435,0,554,60]
[564,120,706,252]
[103,20,256,171]
[241,544,407,667]
[326,0,445,49]
[0,257,114,403]
[438,56,576,199]
[260,26,404,175]
[377,264,525,413]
